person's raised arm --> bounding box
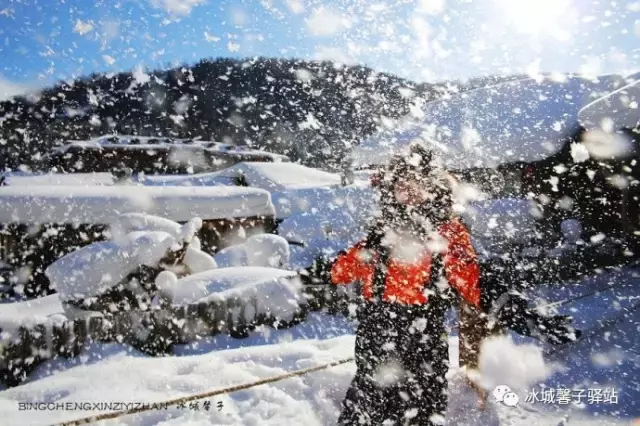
[441,218,481,307]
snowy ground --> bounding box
[0,265,638,426]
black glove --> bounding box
[527,311,582,345]
[362,223,385,249]
[298,254,334,285]
[492,292,582,345]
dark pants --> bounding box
[338,302,449,426]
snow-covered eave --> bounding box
[0,185,276,225]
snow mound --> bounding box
[157,267,301,313]
[0,185,274,224]
[45,231,176,302]
[477,335,554,394]
[245,234,290,268]
[154,270,179,292]
[109,212,182,240]
[0,294,65,338]
[229,162,341,191]
[213,244,249,268]
[109,213,208,254]
[184,245,217,273]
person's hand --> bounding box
[493,292,582,345]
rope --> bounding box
[536,277,632,310]
[532,261,639,310]
[52,356,355,426]
[546,299,640,357]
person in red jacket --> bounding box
[330,144,579,425]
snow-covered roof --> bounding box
[0,185,275,224]
[1,172,115,186]
[142,162,341,191]
[353,74,627,169]
[52,136,289,161]
[50,140,206,155]
[224,162,341,191]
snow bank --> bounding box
[229,162,341,191]
[45,231,176,302]
[0,334,354,426]
[0,294,66,338]
[354,75,626,169]
[1,266,637,425]
[0,185,274,224]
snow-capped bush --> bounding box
[110,213,204,246]
[156,266,300,309]
[183,245,217,273]
[245,234,291,268]
[179,217,203,244]
[46,231,177,302]
[109,213,216,274]
[109,212,183,240]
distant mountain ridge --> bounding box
[0,57,524,171]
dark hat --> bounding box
[379,142,437,189]
[374,143,455,228]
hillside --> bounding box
[0,58,434,171]
[0,57,527,172]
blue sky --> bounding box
[0,0,638,97]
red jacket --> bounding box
[330,218,481,307]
